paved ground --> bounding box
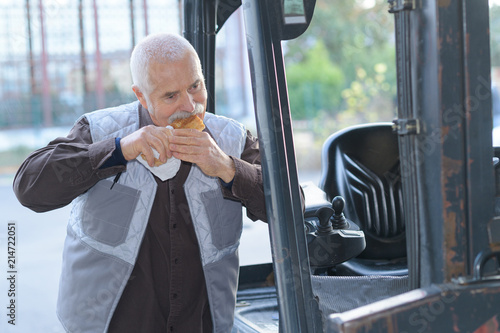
[0,175,68,333]
[0,170,319,332]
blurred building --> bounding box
[0,0,181,129]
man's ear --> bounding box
[132,85,148,110]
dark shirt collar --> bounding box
[138,102,155,128]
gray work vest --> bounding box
[56,101,247,333]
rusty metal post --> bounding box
[143,0,149,36]
[38,0,52,127]
[331,2,499,329]
[392,0,494,287]
[78,0,88,95]
[92,0,105,109]
[26,0,35,95]
[461,0,495,278]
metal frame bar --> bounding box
[241,0,322,331]
[183,0,216,114]
[328,281,500,332]
[393,5,420,289]
[461,0,494,273]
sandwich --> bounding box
[170,114,205,131]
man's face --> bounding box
[136,51,207,127]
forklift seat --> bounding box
[319,123,407,274]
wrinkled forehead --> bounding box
[148,51,204,88]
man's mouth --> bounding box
[168,103,204,123]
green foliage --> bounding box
[306,62,396,143]
[341,63,396,120]
[286,40,344,119]
[286,0,396,85]
[284,0,397,145]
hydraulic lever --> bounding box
[306,196,366,268]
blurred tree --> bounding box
[284,0,396,125]
[286,0,395,83]
[341,63,395,119]
[286,40,344,120]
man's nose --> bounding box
[179,92,196,113]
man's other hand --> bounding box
[120,125,174,167]
[168,129,236,183]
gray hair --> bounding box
[130,33,201,96]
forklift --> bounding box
[184,0,500,331]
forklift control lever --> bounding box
[306,196,366,268]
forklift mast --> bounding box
[392,0,496,289]
[332,0,500,330]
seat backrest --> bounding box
[318,123,406,260]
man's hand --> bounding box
[168,129,236,183]
[120,125,174,167]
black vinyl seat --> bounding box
[318,123,407,275]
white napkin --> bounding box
[136,150,181,181]
[135,126,180,181]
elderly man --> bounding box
[13,33,266,333]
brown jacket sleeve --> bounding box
[13,117,125,213]
[220,130,268,222]
[220,129,307,223]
